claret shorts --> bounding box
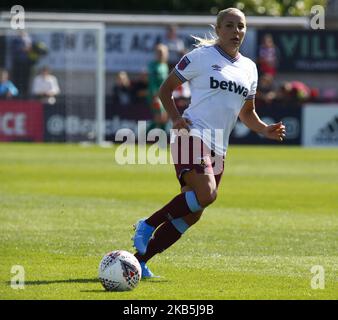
[170,134,224,188]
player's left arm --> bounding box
[239,99,286,141]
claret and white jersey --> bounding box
[173,44,258,156]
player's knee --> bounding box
[197,189,217,208]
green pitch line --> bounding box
[0,143,337,299]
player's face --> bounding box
[216,12,246,53]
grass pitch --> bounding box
[0,143,337,300]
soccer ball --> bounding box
[98,250,142,291]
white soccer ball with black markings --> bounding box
[98,250,142,291]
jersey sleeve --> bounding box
[245,63,258,100]
[173,48,201,83]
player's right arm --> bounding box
[159,71,192,131]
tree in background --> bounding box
[233,0,327,16]
[0,0,328,15]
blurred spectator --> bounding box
[112,71,133,106]
[11,31,33,98]
[32,66,60,105]
[11,31,48,99]
[162,25,186,71]
[276,81,312,106]
[147,44,169,132]
[28,40,48,65]
[256,73,276,106]
[0,69,18,98]
[258,33,279,77]
[132,70,148,105]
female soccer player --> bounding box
[132,8,286,278]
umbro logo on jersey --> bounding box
[212,64,222,71]
[210,77,249,97]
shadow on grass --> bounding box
[6,278,99,286]
[80,290,118,293]
[81,278,170,293]
[5,277,169,288]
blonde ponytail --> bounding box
[191,28,218,47]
